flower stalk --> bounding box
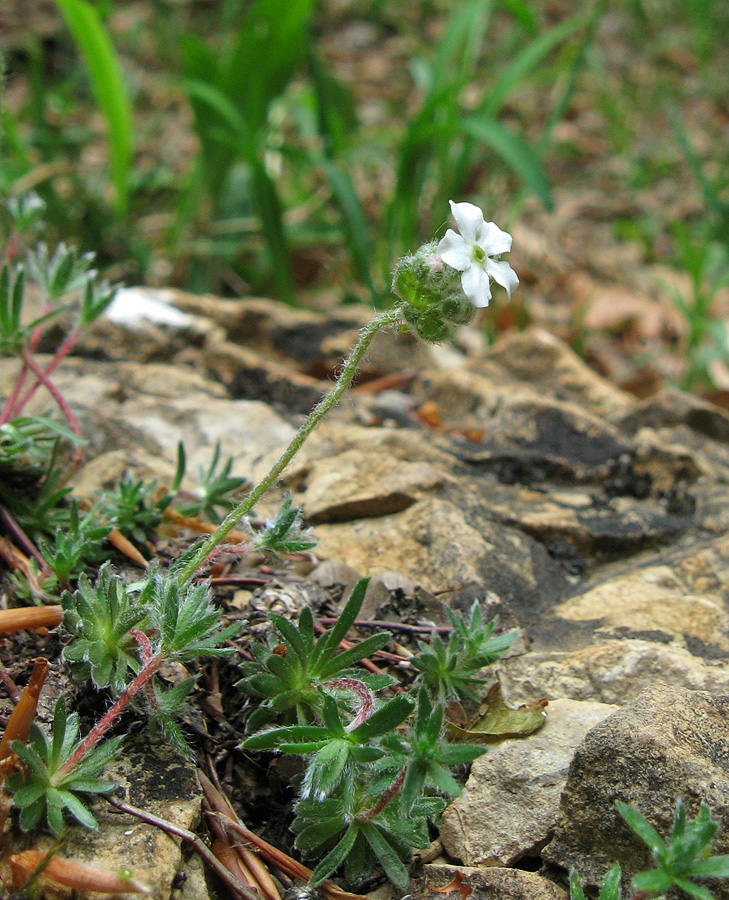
[177,306,403,583]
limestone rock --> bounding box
[554,531,729,655]
[498,639,729,706]
[81,287,222,364]
[439,699,617,866]
[203,338,325,413]
[172,852,211,900]
[166,289,453,379]
[484,481,692,556]
[18,356,299,488]
[475,328,635,422]
[307,495,567,606]
[300,450,448,523]
[414,864,567,900]
[543,686,729,898]
[445,394,631,482]
[108,393,295,484]
[618,388,729,442]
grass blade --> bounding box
[320,159,376,299]
[431,0,492,91]
[484,12,588,117]
[249,158,295,305]
[460,115,553,209]
[52,0,133,218]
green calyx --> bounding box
[392,242,474,343]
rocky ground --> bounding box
[4,291,729,899]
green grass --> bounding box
[1,0,726,319]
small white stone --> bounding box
[105,288,194,330]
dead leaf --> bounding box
[426,872,472,900]
[447,683,547,744]
[444,699,467,728]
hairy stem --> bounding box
[360,765,407,821]
[56,652,163,777]
[177,307,402,583]
[323,678,374,732]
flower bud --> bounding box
[392,242,475,342]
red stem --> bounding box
[3,234,21,265]
[0,507,46,568]
[12,329,79,418]
[323,677,374,732]
[317,617,453,636]
[360,766,408,821]
[131,629,158,709]
[0,294,54,424]
[131,629,152,663]
[0,366,30,424]
[56,652,163,778]
[27,302,53,354]
[19,347,82,439]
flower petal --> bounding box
[437,230,470,271]
[461,264,492,308]
[479,221,513,256]
[449,201,484,245]
[485,258,519,300]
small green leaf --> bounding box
[362,823,410,889]
[58,789,99,829]
[315,578,369,669]
[569,870,588,900]
[672,878,717,900]
[631,869,673,893]
[692,856,729,878]
[599,863,622,900]
[318,632,391,678]
[616,800,666,855]
[350,696,414,741]
[426,761,461,797]
[19,798,45,832]
[13,780,46,808]
[310,824,359,886]
[294,816,348,855]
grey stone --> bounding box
[475,328,635,422]
[543,686,729,898]
[439,699,617,866]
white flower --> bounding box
[437,200,518,308]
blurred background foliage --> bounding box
[2,0,729,393]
